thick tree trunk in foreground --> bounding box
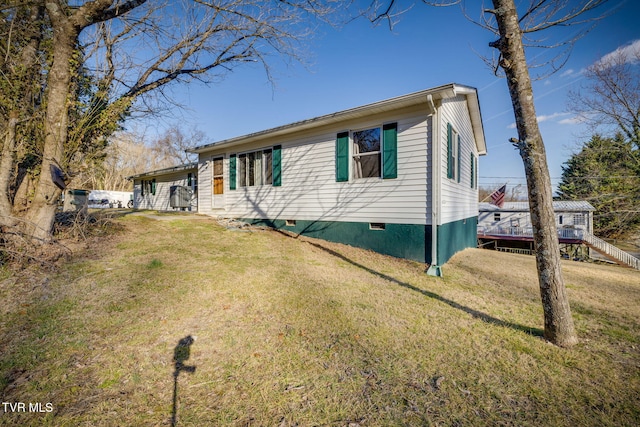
[491,0,578,347]
[24,4,79,241]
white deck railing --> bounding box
[581,232,640,270]
[478,226,640,270]
[477,226,585,240]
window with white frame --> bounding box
[352,127,381,179]
[237,149,273,187]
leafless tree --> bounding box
[367,0,610,347]
[71,129,180,191]
[1,0,338,240]
[484,0,610,347]
[567,43,640,147]
[150,125,208,165]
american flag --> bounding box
[490,185,506,208]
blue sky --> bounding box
[159,0,640,194]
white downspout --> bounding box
[427,95,442,276]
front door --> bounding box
[212,156,225,209]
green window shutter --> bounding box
[457,135,461,183]
[447,123,453,179]
[470,153,474,188]
[229,154,236,190]
[336,131,349,182]
[382,123,398,179]
[187,173,192,187]
[151,179,156,195]
[273,145,282,187]
[140,180,145,196]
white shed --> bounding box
[189,83,487,274]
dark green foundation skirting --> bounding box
[241,216,477,267]
[436,216,478,265]
[241,218,431,263]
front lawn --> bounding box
[1,213,639,426]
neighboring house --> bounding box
[477,200,640,270]
[128,163,198,211]
[188,83,487,275]
[478,201,596,236]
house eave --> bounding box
[453,85,487,156]
[126,162,198,181]
[188,83,487,155]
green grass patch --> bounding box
[147,258,163,269]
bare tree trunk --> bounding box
[13,171,32,213]
[491,0,577,347]
[25,9,77,240]
[1,4,45,228]
[0,113,19,226]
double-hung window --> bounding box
[231,147,278,189]
[141,179,156,196]
[336,122,397,181]
[352,127,381,179]
[447,123,460,182]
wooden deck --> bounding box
[477,226,640,270]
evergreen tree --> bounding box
[558,134,640,237]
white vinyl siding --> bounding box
[197,108,431,225]
[133,171,197,211]
[439,95,480,224]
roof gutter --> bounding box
[126,162,198,180]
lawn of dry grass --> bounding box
[1,213,639,426]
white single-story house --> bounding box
[128,163,198,211]
[478,201,596,236]
[188,83,486,275]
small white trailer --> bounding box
[88,190,134,209]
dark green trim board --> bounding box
[240,218,432,264]
[382,123,398,179]
[436,216,478,265]
[273,145,282,187]
[456,135,461,183]
[336,132,349,182]
[229,154,237,190]
[447,123,453,179]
